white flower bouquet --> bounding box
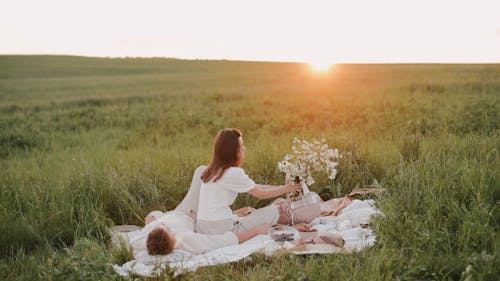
[275,138,340,224]
[277,138,340,194]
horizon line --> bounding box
[1,53,500,64]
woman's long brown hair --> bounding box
[201,128,242,183]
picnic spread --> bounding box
[112,194,382,278]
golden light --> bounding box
[308,60,334,72]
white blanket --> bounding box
[113,199,381,278]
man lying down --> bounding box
[129,209,270,256]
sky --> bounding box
[1,0,499,63]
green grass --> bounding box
[0,55,498,280]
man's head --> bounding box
[146,226,175,255]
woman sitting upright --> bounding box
[196,128,302,234]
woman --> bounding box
[195,128,302,234]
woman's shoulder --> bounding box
[220,167,255,191]
[224,167,246,177]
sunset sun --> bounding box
[309,60,334,72]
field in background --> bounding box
[0,56,498,280]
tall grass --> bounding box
[0,56,498,280]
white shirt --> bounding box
[174,165,206,220]
[197,167,256,221]
[178,231,238,254]
[126,210,238,255]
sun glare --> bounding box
[309,60,334,72]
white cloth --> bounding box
[179,231,238,254]
[113,235,274,278]
[197,167,255,221]
[175,165,206,220]
[196,205,280,234]
[113,199,382,278]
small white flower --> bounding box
[306,175,315,186]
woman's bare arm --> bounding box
[248,182,301,199]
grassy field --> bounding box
[0,55,498,280]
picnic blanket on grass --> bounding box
[112,199,381,278]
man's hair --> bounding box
[147,228,174,255]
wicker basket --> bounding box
[277,192,322,225]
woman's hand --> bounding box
[284,180,302,194]
[233,206,256,217]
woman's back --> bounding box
[197,167,255,222]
